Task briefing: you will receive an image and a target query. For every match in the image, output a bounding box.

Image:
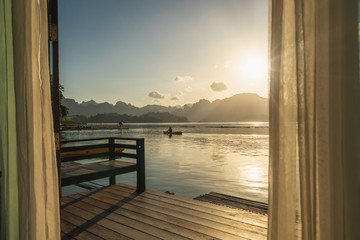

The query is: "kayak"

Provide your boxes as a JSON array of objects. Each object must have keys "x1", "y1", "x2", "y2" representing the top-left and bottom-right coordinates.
[{"x1": 163, "y1": 131, "x2": 182, "y2": 135}]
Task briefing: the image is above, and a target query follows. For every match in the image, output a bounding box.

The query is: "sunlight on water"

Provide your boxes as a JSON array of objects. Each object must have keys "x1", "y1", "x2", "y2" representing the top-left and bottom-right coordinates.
[{"x1": 61, "y1": 122, "x2": 269, "y2": 203}]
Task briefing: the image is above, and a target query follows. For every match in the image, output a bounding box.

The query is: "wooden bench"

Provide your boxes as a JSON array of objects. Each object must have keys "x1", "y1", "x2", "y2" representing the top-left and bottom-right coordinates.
[{"x1": 60, "y1": 137, "x2": 145, "y2": 193}]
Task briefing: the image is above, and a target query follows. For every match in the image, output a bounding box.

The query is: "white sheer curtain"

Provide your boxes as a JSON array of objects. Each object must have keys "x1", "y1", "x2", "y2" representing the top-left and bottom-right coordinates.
[
  {"x1": 0, "y1": 0, "x2": 19, "y2": 239},
  {"x1": 268, "y1": 0, "x2": 360, "y2": 239},
  {"x1": 0, "y1": 0, "x2": 60, "y2": 239}
]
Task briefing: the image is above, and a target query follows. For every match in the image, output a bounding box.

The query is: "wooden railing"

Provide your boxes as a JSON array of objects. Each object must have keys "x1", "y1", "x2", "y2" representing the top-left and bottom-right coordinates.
[{"x1": 60, "y1": 137, "x2": 145, "y2": 193}]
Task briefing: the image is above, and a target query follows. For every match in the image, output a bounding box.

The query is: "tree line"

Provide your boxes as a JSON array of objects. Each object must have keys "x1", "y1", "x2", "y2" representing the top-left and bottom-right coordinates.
[{"x1": 70, "y1": 112, "x2": 188, "y2": 123}]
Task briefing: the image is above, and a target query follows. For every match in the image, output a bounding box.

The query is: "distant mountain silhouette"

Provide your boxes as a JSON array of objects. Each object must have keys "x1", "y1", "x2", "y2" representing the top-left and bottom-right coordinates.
[
  {"x1": 63, "y1": 98, "x2": 179, "y2": 117},
  {"x1": 171, "y1": 99, "x2": 213, "y2": 122},
  {"x1": 63, "y1": 93, "x2": 268, "y2": 122},
  {"x1": 63, "y1": 98, "x2": 140, "y2": 117}
]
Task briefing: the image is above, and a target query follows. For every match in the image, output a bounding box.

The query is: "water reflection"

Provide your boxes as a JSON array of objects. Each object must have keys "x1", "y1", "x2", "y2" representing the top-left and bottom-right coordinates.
[
  {"x1": 211, "y1": 153, "x2": 227, "y2": 162},
  {"x1": 61, "y1": 122, "x2": 269, "y2": 202},
  {"x1": 241, "y1": 164, "x2": 266, "y2": 189}
]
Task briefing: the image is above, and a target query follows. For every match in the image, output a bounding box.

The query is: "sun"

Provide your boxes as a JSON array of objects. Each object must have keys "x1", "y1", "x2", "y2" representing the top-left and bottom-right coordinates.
[{"x1": 238, "y1": 55, "x2": 268, "y2": 83}]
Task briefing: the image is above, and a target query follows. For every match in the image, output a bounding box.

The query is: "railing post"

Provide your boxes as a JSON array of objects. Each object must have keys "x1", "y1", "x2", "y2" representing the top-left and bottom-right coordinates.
[
  {"x1": 109, "y1": 137, "x2": 115, "y2": 160},
  {"x1": 136, "y1": 139, "x2": 145, "y2": 193},
  {"x1": 109, "y1": 137, "x2": 115, "y2": 185}
]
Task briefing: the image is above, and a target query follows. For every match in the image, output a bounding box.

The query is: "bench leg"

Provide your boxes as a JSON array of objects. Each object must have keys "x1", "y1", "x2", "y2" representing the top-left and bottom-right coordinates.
[
  {"x1": 136, "y1": 168, "x2": 145, "y2": 193},
  {"x1": 109, "y1": 175, "x2": 116, "y2": 185}
]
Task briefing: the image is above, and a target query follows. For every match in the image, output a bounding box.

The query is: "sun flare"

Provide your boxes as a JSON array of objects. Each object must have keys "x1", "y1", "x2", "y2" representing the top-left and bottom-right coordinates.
[{"x1": 238, "y1": 56, "x2": 268, "y2": 82}]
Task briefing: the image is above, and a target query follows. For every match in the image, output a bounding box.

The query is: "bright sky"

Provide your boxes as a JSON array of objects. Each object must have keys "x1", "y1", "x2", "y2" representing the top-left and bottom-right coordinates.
[{"x1": 59, "y1": 0, "x2": 268, "y2": 107}]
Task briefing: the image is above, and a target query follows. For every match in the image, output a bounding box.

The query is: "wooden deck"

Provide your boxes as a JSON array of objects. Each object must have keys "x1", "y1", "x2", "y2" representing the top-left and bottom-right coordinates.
[{"x1": 61, "y1": 183, "x2": 268, "y2": 240}]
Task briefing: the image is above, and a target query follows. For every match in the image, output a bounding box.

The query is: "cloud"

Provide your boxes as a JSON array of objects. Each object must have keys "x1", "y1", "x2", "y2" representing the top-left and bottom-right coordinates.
[
  {"x1": 210, "y1": 82, "x2": 227, "y2": 92},
  {"x1": 148, "y1": 91, "x2": 165, "y2": 99},
  {"x1": 171, "y1": 97, "x2": 179, "y2": 101},
  {"x1": 185, "y1": 86, "x2": 192, "y2": 92},
  {"x1": 175, "y1": 76, "x2": 193, "y2": 81}
]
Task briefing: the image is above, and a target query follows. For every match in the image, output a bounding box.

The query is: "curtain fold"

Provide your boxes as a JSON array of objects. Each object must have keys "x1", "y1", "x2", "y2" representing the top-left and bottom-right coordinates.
[
  {"x1": 269, "y1": 0, "x2": 360, "y2": 239},
  {"x1": 0, "y1": 0, "x2": 19, "y2": 239},
  {"x1": 1, "y1": 0, "x2": 61, "y2": 239}
]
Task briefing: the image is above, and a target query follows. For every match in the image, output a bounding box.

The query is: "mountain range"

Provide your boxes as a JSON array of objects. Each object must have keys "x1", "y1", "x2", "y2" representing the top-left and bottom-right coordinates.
[{"x1": 63, "y1": 93, "x2": 269, "y2": 122}]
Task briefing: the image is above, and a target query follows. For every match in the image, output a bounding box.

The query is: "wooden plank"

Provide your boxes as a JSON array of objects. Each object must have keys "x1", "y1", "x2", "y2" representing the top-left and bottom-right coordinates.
[
  {"x1": 64, "y1": 196, "x2": 190, "y2": 240},
  {"x1": 118, "y1": 184, "x2": 267, "y2": 221},
  {"x1": 113, "y1": 183, "x2": 268, "y2": 227},
  {"x1": 207, "y1": 192, "x2": 268, "y2": 208},
  {"x1": 61, "y1": 144, "x2": 109, "y2": 152},
  {"x1": 117, "y1": 183, "x2": 267, "y2": 221},
  {"x1": 194, "y1": 193, "x2": 268, "y2": 215},
  {"x1": 102, "y1": 187, "x2": 267, "y2": 239},
  {"x1": 75, "y1": 191, "x2": 247, "y2": 240},
  {"x1": 80, "y1": 188, "x2": 264, "y2": 240},
  {"x1": 61, "y1": 210, "x2": 131, "y2": 240},
  {"x1": 62, "y1": 207, "x2": 160, "y2": 240},
  {"x1": 61, "y1": 219, "x2": 104, "y2": 240},
  {"x1": 65, "y1": 194, "x2": 219, "y2": 240},
  {"x1": 61, "y1": 147, "x2": 124, "y2": 158}
]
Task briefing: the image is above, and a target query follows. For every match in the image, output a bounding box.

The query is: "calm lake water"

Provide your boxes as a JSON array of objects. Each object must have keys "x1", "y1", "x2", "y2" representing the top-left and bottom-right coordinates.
[{"x1": 61, "y1": 122, "x2": 269, "y2": 203}]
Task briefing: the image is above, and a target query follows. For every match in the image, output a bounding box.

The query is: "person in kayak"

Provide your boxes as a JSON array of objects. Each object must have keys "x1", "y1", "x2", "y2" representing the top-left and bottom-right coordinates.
[{"x1": 168, "y1": 126, "x2": 173, "y2": 135}]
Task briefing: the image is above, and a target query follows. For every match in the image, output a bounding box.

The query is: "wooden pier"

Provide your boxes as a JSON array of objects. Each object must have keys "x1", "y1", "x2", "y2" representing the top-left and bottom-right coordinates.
[{"x1": 61, "y1": 183, "x2": 268, "y2": 240}]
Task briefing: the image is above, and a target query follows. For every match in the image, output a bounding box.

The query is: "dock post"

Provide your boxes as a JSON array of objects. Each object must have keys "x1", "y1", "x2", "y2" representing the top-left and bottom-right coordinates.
[
  {"x1": 136, "y1": 139, "x2": 145, "y2": 193},
  {"x1": 109, "y1": 137, "x2": 116, "y2": 185}
]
